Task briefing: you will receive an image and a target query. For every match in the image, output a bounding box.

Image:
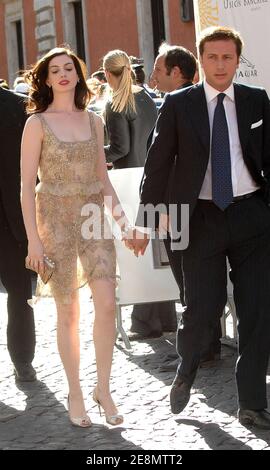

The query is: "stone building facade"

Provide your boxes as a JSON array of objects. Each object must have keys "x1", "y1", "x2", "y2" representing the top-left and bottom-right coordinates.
[{"x1": 0, "y1": 0, "x2": 195, "y2": 87}]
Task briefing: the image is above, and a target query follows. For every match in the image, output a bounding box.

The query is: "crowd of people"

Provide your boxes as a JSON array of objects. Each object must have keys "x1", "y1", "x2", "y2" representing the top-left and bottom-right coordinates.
[{"x1": 1, "y1": 25, "x2": 270, "y2": 431}]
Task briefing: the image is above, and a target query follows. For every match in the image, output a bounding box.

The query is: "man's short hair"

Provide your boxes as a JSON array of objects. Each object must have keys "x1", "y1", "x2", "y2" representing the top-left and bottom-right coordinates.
[
  {"x1": 91, "y1": 70, "x2": 107, "y2": 83},
  {"x1": 198, "y1": 26, "x2": 243, "y2": 57},
  {"x1": 158, "y1": 43, "x2": 197, "y2": 81}
]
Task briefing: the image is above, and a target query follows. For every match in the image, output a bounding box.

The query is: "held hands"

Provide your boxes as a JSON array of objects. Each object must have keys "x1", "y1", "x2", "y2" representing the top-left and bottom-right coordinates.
[
  {"x1": 122, "y1": 213, "x2": 170, "y2": 257},
  {"x1": 122, "y1": 226, "x2": 149, "y2": 257}
]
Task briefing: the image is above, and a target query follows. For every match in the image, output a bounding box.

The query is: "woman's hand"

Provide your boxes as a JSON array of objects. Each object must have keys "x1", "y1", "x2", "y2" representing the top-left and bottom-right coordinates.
[
  {"x1": 122, "y1": 227, "x2": 149, "y2": 257},
  {"x1": 122, "y1": 226, "x2": 135, "y2": 250},
  {"x1": 26, "y1": 238, "x2": 45, "y2": 275}
]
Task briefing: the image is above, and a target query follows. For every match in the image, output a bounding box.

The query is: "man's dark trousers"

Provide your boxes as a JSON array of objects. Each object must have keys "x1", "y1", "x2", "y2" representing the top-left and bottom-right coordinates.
[
  {"x1": 163, "y1": 234, "x2": 221, "y2": 358},
  {"x1": 0, "y1": 200, "x2": 35, "y2": 365},
  {"x1": 0, "y1": 88, "x2": 36, "y2": 366},
  {"x1": 177, "y1": 193, "x2": 270, "y2": 409}
]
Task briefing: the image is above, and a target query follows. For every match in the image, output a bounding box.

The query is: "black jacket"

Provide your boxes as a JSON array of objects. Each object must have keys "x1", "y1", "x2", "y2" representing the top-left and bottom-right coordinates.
[
  {"x1": 0, "y1": 88, "x2": 27, "y2": 240},
  {"x1": 104, "y1": 88, "x2": 157, "y2": 169},
  {"x1": 137, "y1": 82, "x2": 270, "y2": 230}
]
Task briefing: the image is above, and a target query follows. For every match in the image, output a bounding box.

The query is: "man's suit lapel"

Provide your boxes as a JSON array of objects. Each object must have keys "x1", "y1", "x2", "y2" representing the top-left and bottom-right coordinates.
[
  {"x1": 186, "y1": 84, "x2": 210, "y2": 160},
  {"x1": 234, "y1": 83, "x2": 252, "y2": 153}
]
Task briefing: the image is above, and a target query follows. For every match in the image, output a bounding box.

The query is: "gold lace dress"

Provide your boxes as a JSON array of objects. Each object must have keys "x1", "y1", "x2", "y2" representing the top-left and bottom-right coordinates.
[{"x1": 34, "y1": 111, "x2": 116, "y2": 304}]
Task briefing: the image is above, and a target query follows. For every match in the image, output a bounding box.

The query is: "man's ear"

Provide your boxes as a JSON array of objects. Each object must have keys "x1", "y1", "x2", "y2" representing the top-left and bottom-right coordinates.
[{"x1": 172, "y1": 66, "x2": 181, "y2": 78}]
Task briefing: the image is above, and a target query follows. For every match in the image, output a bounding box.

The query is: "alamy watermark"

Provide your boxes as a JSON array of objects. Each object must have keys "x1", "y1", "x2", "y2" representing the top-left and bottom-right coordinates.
[{"x1": 81, "y1": 196, "x2": 190, "y2": 250}]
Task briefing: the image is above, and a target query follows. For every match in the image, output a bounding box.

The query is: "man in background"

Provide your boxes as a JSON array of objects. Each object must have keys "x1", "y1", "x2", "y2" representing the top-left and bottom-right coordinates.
[{"x1": 0, "y1": 87, "x2": 36, "y2": 382}]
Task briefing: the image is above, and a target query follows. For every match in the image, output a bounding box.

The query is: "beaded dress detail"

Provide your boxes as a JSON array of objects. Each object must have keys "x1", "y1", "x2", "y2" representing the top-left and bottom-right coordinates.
[{"x1": 34, "y1": 111, "x2": 116, "y2": 304}]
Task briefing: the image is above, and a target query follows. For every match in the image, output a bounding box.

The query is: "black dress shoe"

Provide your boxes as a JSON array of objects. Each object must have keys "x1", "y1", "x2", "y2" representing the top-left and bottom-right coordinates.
[
  {"x1": 238, "y1": 409, "x2": 270, "y2": 429},
  {"x1": 14, "y1": 362, "x2": 37, "y2": 382},
  {"x1": 170, "y1": 376, "x2": 191, "y2": 414}
]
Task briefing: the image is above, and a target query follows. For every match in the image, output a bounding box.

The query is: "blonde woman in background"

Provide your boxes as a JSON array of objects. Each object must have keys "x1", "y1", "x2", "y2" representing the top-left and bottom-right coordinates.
[{"x1": 103, "y1": 49, "x2": 157, "y2": 169}]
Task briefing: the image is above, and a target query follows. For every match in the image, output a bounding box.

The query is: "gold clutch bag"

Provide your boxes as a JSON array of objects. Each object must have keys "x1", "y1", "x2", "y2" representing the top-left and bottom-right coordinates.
[{"x1": 25, "y1": 255, "x2": 55, "y2": 284}]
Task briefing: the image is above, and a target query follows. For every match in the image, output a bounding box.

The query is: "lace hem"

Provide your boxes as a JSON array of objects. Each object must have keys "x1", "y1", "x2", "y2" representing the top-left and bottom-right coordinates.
[
  {"x1": 36, "y1": 180, "x2": 104, "y2": 196},
  {"x1": 28, "y1": 274, "x2": 119, "y2": 307}
]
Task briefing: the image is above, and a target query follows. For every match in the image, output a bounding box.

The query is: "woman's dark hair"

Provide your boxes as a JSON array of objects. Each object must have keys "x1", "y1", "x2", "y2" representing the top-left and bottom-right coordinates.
[
  {"x1": 24, "y1": 46, "x2": 91, "y2": 114},
  {"x1": 133, "y1": 65, "x2": 145, "y2": 85}
]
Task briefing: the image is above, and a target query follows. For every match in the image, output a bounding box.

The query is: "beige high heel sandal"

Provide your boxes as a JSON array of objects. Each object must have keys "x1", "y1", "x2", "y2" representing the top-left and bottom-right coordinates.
[
  {"x1": 67, "y1": 395, "x2": 92, "y2": 428},
  {"x1": 92, "y1": 388, "x2": 123, "y2": 426}
]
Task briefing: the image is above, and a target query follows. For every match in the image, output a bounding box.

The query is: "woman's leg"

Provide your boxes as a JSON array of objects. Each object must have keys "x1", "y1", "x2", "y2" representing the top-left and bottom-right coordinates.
[
  {"x1": 56, "y1": 294, "x2": 88, "y2": 419},
  {"x1": 90, "y1": 278, "x2": 119, "y2": 416}
]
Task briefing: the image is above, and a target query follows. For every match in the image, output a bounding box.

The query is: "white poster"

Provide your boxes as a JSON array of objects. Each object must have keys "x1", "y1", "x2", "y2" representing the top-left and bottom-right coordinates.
[
  {"x1": 108, "y1": 168, "x2": 179, "y2": 305},
  {"x1": 193, "y1": 0, "x2": 270, "y2": 94}
]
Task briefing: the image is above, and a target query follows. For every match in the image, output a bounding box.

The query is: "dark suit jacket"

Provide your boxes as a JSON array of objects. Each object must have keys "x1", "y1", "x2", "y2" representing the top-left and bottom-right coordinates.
[
  {"x1": 0, "y1": 88, "x2": 27, "y2": 241},
  {"x1": 137, "y1": 82, "x2": 270, "y2": 231},
  {"x1": 104, "y1": 88, "x2": 157, "y2": 169}
]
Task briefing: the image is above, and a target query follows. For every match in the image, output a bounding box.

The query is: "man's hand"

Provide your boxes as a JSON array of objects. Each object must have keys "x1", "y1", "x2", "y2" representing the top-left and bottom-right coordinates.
[
  {"x1": 131, "y1": 230, "x2": 149, "y2": 257},
  {"x1": 158, "y1": 213, "x2": 170, "y2": 237},
  {"x1": 123, "y1": 228, "x2": 149, "y2": 257}
]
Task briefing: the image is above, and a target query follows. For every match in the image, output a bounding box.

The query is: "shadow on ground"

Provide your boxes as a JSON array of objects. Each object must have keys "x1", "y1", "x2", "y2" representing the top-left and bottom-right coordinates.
[{"x1": 0, "y1": 380, "x2": 142, "y2": 450}]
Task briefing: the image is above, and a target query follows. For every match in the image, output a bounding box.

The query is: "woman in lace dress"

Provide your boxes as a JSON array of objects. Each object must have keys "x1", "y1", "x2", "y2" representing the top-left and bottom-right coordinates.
[{"x1": 21, "y1": 47, "x2": 138, "y2": 428}]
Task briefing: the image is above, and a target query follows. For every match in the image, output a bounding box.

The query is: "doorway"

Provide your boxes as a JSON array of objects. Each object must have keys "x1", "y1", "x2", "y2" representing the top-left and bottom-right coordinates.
[{"x1": 151, "y1": 0, "x2": 166, "y2": 57}]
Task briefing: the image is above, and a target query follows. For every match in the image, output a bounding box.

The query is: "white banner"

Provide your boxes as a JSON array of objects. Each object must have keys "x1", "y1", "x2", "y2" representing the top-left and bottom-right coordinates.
[{"x1": 193, "y1": 0, "x2": 270, "y2": 94}]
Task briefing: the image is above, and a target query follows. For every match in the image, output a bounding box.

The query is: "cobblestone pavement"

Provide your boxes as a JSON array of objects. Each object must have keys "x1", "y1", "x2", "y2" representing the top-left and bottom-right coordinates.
[{"x1": 0, "y1": 288, "x2": 270, "y2": 451}]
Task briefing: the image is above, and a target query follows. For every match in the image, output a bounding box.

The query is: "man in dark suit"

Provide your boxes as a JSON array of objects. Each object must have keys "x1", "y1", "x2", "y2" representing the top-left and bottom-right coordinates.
[
  {"x1": 135, "y1": 26, "x2": 270, "y2": 429},
  {"x1": 0, "y1": 87, "x2": 36, "y2": 382}
]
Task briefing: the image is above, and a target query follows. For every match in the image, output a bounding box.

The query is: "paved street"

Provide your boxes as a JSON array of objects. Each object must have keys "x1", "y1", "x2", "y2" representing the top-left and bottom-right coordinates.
[{"x1": 0, "y1": 287, "x2": 270, "y2": 451}]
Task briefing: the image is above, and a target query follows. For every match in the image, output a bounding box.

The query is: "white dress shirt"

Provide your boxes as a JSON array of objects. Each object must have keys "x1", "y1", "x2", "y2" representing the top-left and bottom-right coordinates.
[{"x1": 199, "y1": 80, "x2": 259, "y2": 200}]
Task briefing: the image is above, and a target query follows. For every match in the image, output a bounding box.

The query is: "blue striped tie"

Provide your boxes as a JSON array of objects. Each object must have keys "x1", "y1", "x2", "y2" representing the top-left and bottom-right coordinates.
[{"x1": 211, "y1": 93, "x2": 233, "y2": 210}]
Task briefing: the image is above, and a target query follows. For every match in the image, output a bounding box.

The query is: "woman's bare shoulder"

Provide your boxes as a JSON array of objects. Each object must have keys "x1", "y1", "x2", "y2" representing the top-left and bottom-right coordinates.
[{"x1": 25, "y1": 113, "x2": 43, "y2": 134}]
